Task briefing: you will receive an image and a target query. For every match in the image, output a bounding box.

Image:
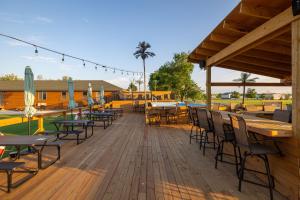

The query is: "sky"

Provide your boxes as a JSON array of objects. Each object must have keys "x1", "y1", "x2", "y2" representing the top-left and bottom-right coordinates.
[{"x1": 0, "y1": 0, "x2": 291, "y2": 94}]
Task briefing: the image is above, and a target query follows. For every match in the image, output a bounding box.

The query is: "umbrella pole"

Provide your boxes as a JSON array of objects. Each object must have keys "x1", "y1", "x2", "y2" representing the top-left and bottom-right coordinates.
[
  {"x1": 71, "y1": 109, "x2": 73, "y2": 120},
  {"x1": 28, "y1": 117, "x2": 30, "y2": 136},
  {"x1": 89, "y1": 106, "x2": 91, "y2": 120}
]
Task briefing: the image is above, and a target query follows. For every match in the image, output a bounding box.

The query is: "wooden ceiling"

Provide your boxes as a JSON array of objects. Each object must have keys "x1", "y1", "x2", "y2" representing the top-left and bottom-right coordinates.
[{"x1": 188, "y1": 0, "x2": 292, "y2": 79}]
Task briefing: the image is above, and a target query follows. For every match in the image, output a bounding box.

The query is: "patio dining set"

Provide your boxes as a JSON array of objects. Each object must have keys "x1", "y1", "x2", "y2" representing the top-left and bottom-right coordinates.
[
  {"x1": 187, "y1": 107, "x2": 292, "y2": 200},
  {"x1": 0, "y1": 108, "x2": 123, "y2": 193}
]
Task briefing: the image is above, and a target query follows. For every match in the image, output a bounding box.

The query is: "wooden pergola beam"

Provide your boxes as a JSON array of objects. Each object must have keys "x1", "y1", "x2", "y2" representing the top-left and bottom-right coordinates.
[
  {"x1": 220, "y1": 62, "x2": 289, "y2": 79},
  {"x1": 239, "y1": 1, "x2": 282, "y2": 20},
  {"x1": 194, "y1": 48, "x2": 291, "y2": 72},
  {"x1": 211, "y1": 82, "x2": 291, "y2": 87},
  {"x1": 206, "y1": 7, "x2": 299, "y2": 67}
]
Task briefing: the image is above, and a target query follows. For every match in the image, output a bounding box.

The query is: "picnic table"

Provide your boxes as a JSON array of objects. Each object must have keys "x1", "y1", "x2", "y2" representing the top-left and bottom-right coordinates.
[
  {"x1": 0, "y1": 135, "x2": 60, "y2": 169},
  {"x1": 52, "y1": 120, "x2": 94, "y2": 144},
  {"x1": 84, "y1": 112, "x2": 113, "y2": 129},
  {"x1": 219, "y1": 111, "x2": 292, "y2": 138}
]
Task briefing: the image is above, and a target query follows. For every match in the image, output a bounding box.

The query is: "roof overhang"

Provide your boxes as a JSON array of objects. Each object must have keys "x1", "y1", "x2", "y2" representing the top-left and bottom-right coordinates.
[{"x1": 189, "y1": 0, "x2": 300, "y2": 79}]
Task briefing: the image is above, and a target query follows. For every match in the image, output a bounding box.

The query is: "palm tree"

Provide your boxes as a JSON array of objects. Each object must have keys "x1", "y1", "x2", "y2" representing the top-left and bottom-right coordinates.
[
  {"x1": 233, "y1": 73, "x2": 258, "y2": 104},
  {"x1": 135, "y1": 77, "x2": 143, "y2": 92},
  {"x1": 134, "y1": 41, "x2": 155, "y2": 113}
]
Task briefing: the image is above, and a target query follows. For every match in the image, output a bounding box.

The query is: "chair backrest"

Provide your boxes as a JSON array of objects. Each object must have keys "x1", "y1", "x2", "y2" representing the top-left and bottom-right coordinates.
[
  {"x1": 245, "y1": 104, "x2": 263, "y2": 112},
  {"x1": 188, "y1": 107, "x2": 197, "y2": 125},
  {"x1": 286, "y1": 104, "x2": 292, "y2": 112},
  {"x1": 212, "y1": 103, "x2": 220, "y2": 111},
  {"x1": 273, "y1": 109, "x2": 291, "y2": 123},
  {"x1": 196, "y1": 108, "x2": 212, "y2": 131},
  {"x1": 229, "y1": 114, "x2": 250, "y2": 148},
  {"x1": 211, "y1": 111, "x2": 224, "y2": 138}
]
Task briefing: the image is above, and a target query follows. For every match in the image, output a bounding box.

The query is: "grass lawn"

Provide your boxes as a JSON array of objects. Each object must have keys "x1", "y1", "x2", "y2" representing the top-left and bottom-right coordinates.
[
  {"x1": 0, "y1": 114, "x2": 21, "y2": 120},
  {"x1": 0, "y1": 115, "x2": 68, "y2": 136},
  {"x1": 210, "y1": 99, "x2": 292, "y2": 106}
]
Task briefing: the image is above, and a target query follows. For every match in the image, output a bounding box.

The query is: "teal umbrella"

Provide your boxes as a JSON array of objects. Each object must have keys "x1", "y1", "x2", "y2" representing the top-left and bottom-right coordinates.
[
  {"x1": 87, "y1": 83, "x2": 94, "y2": 118},
  {"x1": 87, "y1": 82, "x2": 94, "y2": 106},
  {"x1": 99, "y1": 85, "x2": 105, "y2": 105},
  {"x1": 68, "y1": 78, "x2": 76, "y2": 109},
  {"x1": 24, "y1": 66, "x2": 36, "y2": 135},
  {"x1": 68, "y1": 78, "x2": 76, "y2": 119}
]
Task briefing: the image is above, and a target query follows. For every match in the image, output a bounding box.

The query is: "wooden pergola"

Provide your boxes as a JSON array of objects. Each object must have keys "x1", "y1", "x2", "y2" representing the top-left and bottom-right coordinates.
[{"x1": 188, "y1": 0, "x2": 300, "y2": 199}]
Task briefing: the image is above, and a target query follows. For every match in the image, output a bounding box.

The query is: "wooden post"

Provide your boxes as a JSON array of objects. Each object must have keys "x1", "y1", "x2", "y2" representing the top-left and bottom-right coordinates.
[
  {"x1": 37, "y1": 116, "x2": 44, "y2": 133},
  {"x1": 206, "y1": 67, "x2": 212, "y2": 110},
  {"x1": 292, "y1": 19, "x2": 300, "y2": 139}
]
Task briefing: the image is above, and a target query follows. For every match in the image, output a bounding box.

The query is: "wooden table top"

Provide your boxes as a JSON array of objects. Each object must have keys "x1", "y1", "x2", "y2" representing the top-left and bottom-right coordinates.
[{"x1": 220, "y1": 111, "x2": 292, "y2": 138}]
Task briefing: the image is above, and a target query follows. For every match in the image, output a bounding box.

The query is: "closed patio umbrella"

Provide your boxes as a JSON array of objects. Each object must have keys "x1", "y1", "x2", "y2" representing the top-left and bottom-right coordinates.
[
  {"x1": 24, "y1": 66, "x2": 36, "y2": 135},
  {"x1": 87, "y1": 83, "x2": 94, "y2": 117},
  {"x1": 68, "y1": 77, "x2": 76, "y2": 119},
  {"x1": 99, "y1": 85, "x2": 105, "y2": 105}
]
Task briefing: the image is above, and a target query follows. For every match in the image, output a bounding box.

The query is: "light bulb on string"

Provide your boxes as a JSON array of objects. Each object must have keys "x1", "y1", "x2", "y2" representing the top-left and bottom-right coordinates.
[
  {"x1": 127, "y1": 72, "x2": 129, "y2": 75},
  {"x1": 105, "y1": 68, "x2": 107, "y2": 72},
  {"x1": 61, "y1": 54, "x2": 65, "y2": 62},
  {"x1": 95, "y1": 64, "x2": 98, "y2": 70},
  {"x1": 121, "y1": 71, "x2": 124, "y2": 75},
  {"x1": 113, "y1": 69, "x2": 116, "y2": 73},
  {"x1": 82, "y1": 60, "x2": 86, "y2": 67},
  {"x1": 34, "y1": 46, "x2": 38, "y2": 55}
]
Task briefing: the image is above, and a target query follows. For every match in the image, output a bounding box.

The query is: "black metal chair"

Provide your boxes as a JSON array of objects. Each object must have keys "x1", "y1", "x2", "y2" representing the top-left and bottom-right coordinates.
[
  {"x1": 229, "y1": 114, "x2": 278, "y2": 200},
  {"x1": 188, "y1": 107, "x2": 200, "y2": 144},
  {"x1": 272, "y1": 109, "x2": 291, "y2": 123},
  {"x1": 211, "y1": 111, "x2": 239, "y2": 174},
  {"x1": 196, "y1": 108, "x2": 215, "y2": 155}
]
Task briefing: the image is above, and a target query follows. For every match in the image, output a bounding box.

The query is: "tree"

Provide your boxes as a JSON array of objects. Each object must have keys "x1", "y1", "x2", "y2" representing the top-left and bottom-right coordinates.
[
  {"x1": 62, "y1": 76, "x2": 69, "y2": 81},
  {"x1": 149, "y1": 52, "x2": 205, "y2": 101},
  {"x1": 216, "y1": 93, "x2": 222, "y2": 99},
  {"x1": 233, "y1": 73, "x2": 258, "y2": 104},
  {"x1": 246, "y1": 88, "x2": 257, "y2": 98},
  {"x1": 231, "y1": 91, "x2": 240, "y2": 99},
  {"x1": 0, "y1": 73, "x2": 22, "y2": 80},
  {"x1": 135, "y1": 77, "x2": 143, "y2": 92},
  {"x1": 128, "y1": 80, "x2": 137, "y2": 91},
  {"x1": 134, "y1": 41, "x2": 155, "y2": 112}
]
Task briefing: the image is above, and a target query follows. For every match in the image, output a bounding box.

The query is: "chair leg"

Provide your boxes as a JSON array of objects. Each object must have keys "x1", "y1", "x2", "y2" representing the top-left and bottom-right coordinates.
[
  {"x1": 190, "y1": 125, "x2": 194, "y2": 144},
  {"x1": 233, "y1": 144, "x2": 239, "y2": 176},
  {"x1": 213, "y1": 132, "x2": 216, "y2": 149},
  {"x1": 262, "y1": 155, "x2": 274, "y2": 200},
  {"x1": 215, "y1": 139, "x2": 221, "y2": 169},
  {"x1": 238, "y1": 153, "x2": 247, "y2": 192},
  {"x1": 199, "y1": 130, "x2": 203, "y2": 150},
  {"x1": 220, "y1": 141, "x2": 224, "y2": 161},
  {"x1": 203, "y1": 132, "x2": 208, "y2": 156}
]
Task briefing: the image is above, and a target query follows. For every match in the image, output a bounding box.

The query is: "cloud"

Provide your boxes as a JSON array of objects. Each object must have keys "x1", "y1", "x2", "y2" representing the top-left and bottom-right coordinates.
[
  {"x1": 21, "y1": 55, "x2": 57, "y2": 63},
  {"x1": 6, "y1": 40, "x2": 30, "y2": 47},
  {"x1": 35, "y1": 16, "x2": 53, "y2": 24}
]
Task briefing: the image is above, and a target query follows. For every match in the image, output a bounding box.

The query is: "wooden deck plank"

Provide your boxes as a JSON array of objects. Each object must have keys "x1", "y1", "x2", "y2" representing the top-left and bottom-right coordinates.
[{"x1": 0, "y1": 113, "x2": 288, "y2": 200}]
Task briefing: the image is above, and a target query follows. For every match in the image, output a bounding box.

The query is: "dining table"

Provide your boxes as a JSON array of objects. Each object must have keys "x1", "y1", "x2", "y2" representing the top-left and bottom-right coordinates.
[{"x1": 219, "y1": 111, "x2": 292, "y2": 138}]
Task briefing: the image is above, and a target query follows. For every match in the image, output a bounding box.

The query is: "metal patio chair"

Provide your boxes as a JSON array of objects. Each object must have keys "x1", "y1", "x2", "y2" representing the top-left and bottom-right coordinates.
[
  {"x1": 196, "y1": 108, "x2": 216, "y2": 155},
  {"x1": 211, "y1": 111, "x2": 239, "y2": 174},
  {"x1": 229, "y1": 114, "x2": 278, "y2": 200}
]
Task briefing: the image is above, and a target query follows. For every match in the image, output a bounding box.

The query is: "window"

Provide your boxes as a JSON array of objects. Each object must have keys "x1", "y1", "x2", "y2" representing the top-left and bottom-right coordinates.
[
  {"x1": 61, "y1": 91, "x2": 67, "y2": 100},
  {"x1": 83, "y1": 91, "x2": 87, "y2": 96},
  {"x1": 164, "y1": 94, "x2": 169, "y2": 100},
  {"x1": 38, "y1": 91, "x2": 47, "y2": 101}
]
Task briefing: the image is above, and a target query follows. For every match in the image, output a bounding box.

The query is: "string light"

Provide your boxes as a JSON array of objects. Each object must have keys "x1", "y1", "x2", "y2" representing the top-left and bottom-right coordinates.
[
  {"x1": 95, "y1": 64, "x2": 98, "y2": 70},
  {"x1": 0, "y1": 33, "x2": 144, "y2": 75},
  {"x1": 34, "y1": 46, "x2": 38, "y2": 55},
  {"x1": 113, "y1": 69, "x2": 116, "y2": 73}
]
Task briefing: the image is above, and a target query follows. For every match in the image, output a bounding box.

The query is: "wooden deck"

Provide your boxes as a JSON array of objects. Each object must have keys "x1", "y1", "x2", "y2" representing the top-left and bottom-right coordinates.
[{"x1": 0, "y1": 113, "x2": 287, "y2": 200}]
